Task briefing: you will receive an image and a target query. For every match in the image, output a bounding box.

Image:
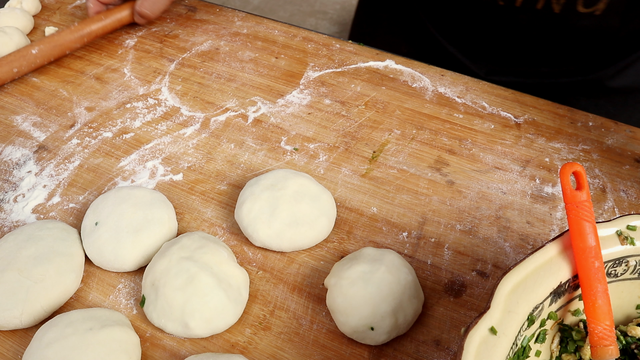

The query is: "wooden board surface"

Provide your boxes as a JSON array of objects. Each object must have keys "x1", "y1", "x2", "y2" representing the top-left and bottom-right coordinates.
[{"x1": 2, "y1": 0, "x2": 640, "y2": 359}]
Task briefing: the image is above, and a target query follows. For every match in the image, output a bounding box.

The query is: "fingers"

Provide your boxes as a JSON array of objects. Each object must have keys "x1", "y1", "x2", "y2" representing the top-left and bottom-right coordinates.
[
  {"x1": 86, "y1": 0, "x2": 124, "y2": 17},
  {"x1": 134, "y1": 0, "x2": 174, "y2": 25},
  {"x1": 87, "y1": 0, "x2": 173, "y2": 25}
]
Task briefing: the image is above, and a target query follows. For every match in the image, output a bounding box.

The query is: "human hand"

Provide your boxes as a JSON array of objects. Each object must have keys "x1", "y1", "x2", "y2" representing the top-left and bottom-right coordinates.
[{"x1": 86, "y1": 0, "x2": 173, "y2": 25}]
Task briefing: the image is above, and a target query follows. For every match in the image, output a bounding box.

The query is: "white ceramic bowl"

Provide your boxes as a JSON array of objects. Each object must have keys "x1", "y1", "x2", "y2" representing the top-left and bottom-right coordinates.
[{"x1": 461, "y1": 214, "x2": 640, "y2": 360}]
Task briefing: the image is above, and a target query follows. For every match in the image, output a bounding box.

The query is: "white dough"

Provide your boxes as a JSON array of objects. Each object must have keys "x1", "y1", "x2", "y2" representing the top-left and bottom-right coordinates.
[
  {"x1": 81, "y1": 186, "x2": 178, "y2": 272},
  {"x1": 324, "y1": 247, "x2": 424, "y2": 345},
  {"x1": 234, "y1": 169, "x2": 337, "y2": 252},
  {"x1": 0, "y1": 220, "x2": 85, "y2": 330},
  {"x1": 4, "y1": 0, "x2": 41, "y2": 16},
  {"x1": 0, "y1": 26, "x2": 29, "y2": 57},
  {"x1": 0, "y1": 7, "x2": 34, "y2": 34},
  {"x1": 185, "y1": 354, "x2": 248, "y2": 360},
  {"x1": 22, "y1": 308, "x2": 142, "y2": 360},
  {"x1": 44, "y1": 25, "x2": 58, "y2": 36},
  {"x1": 141, "y1": 232, "x2": 250, "y2": 338}
]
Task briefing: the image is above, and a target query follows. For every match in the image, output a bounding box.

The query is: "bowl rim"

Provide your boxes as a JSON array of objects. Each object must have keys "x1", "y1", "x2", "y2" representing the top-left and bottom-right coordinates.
[{"x1": 456, "y1": 212, "x2": 640, "y2": 360}]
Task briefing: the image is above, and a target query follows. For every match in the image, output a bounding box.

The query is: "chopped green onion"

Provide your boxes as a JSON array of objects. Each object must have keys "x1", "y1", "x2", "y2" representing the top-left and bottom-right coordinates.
[
  {"x1": 539, "y1": 318, "x2": 547, "y2": 328},
  {"x1": 139, "y1": 294, "x2": 146, "y2": 308},
  {"x1": 526, "y1": 313, "x2": 536, "y2": 329},
  {"x1": 534, "y1": 349, "x2": 542, "y2": 357},
  {"x1": 627, "y1": 224, "x2": 638, "y2": 231},
  {"x1": 572, "y1": 328, "x2": 586, "y2": 341},
  {"x1": 547, "y1": 311, "x2": 558, "y2": 321},
  {"x1": 489, "y1": 326, "x2": 498, "y2": 335},
  {"x1": 571, "y1": 308, "x2": 584, "y2": 317},
  {"x1": 535, "y1": 329, "x2": 548, "y2": 344}
]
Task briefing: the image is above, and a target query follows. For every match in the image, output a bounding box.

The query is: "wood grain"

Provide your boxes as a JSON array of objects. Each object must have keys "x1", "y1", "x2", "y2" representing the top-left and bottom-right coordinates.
[{"x1": 1, "y1": 0, "x2": 640, "y2": 359}]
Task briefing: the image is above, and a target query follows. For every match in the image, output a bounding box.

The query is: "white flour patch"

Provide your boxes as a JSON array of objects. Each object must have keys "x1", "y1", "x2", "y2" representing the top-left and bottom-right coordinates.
[
  {"x1": 12, "y1": 115, "x2": 52, "y2": 142},
  {"x1": 303, "y1": 59, "x2": 434, "y2": 96},
  {"x1": 116, "y1": 159, "x2": 184, "y2": 188},
  {"x1": 124, "y1": 97, "x2": 169, "y2": 129},
  {"x1": 245, "y1": 97, "x2": 270, "y2": 125},
  {"x1": 280, "y1": 137, "x2": 296, "y2": 151},
  {"x1": 107, "y1": 279, "x2": 141, "y2": 315},
  {"x1": 0, "y1": 144, "x2": 81, "y2": 229},
  {"x1": 1, "y1": 146, "x2": 45, "y2": 224},
  {"x1": 216, "y1": 88, "x2": 312, "y2": 126},
  {"x1": 123, "y1": 37, "x2": 138, "y2": 49},
  {"x1": 304, "y1": 59, "x2": 526, "y2": 123}
]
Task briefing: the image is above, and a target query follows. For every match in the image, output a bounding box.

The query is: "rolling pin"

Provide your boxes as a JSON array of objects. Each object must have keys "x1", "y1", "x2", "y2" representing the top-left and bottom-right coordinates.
[{"x1": 0, "y1": 1, "x2": 135, "y2": 87}]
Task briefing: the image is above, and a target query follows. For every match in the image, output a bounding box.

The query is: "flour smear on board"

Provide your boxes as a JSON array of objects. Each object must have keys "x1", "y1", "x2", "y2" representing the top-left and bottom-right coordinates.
[{"x1": 0, "y1": 42, "x2": 544, "y2": 234}]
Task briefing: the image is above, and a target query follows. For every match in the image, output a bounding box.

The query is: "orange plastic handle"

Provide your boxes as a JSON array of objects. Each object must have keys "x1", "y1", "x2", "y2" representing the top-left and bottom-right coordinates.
[
  {"x1": 560, "y1": 162, "x2": 619, "y2": 360},
  {"x1": 0, "y1": 1, "x2": 135, "y2": 87}
]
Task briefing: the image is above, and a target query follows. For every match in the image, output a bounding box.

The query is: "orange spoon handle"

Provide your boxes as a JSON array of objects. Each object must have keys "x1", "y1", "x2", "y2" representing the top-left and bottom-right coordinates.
[
  {"x1": 0, "y1": 1, "x2": 135, "y2": 87},
  {"x1": 560, "y1": 162, "x2": 619, "y2": 360}
]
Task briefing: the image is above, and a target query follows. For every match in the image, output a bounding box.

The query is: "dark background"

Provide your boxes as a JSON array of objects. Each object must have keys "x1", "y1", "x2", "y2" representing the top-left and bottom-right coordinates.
[{"x1": 349, "y1": 0, "x2": 640, "y2": 127}]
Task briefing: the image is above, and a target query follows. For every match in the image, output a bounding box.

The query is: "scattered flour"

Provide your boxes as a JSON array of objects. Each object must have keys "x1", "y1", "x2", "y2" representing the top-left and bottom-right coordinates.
[
  {"x1": 1, "y1": 144, "x2": 81, "y2": 230},
  {"x1": 107, "y1": 279, "x2": 141, "y2": 315},
  {"x1": 303, "y1": 59, "x2": 526, "y2": 124},
  {"x1": 279, "y1": 137, "x2": 296, "y2": 151},
  {"x1": 0, "y1": 36, "x2": 614, "y2": 255},
  {"x1": 12, "y1": 115, "x2": 52, "y2": 142}
]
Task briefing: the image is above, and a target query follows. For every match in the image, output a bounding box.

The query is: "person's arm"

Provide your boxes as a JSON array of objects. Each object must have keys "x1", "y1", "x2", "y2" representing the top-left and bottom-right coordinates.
[{"x1": 86, "y1": 0, "x2": 173, "y2": 25}]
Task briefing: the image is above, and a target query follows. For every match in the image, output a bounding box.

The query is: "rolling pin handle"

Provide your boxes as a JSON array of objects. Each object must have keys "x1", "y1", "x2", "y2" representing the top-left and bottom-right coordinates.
[{"x1": 0, "y1": 2, "x2": 136, "y2": 87}]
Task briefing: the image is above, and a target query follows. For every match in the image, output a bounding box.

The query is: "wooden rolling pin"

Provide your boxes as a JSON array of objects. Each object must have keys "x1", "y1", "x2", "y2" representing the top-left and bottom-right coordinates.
[{"x1": 0, "y1": 2, "x2": 135, "y2": 87}]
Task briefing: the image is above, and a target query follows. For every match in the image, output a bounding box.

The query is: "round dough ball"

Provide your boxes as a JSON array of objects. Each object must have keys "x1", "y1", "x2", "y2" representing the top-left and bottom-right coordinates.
[
  {"x1": 0, "y1": 7, "x2": 34, "y2": 34},
  {"x1": 185, "y1": 354, "x2": 248, "y2": 360},
  {"x1": 0, "y1": 220, "x2": 85, "y2": 330},
  {"x1": 141, "y1": 232, "x2": 250, "y2": 338},
  {"x1": 22, "y1": 308, "x2": 141, "y2": 360},
  {"x1": 234, "y1": 169, "x2": 336, "y2": 252},
  {"x1": 4, "y1": 0, "x2": 42, "y2": 16},
  {"x1": 81, "y1": 186, "x2": 178, "y2": 272},
  {"x1": 0, "y1": 26, "x2": 30, "y2": 57},
  {"x1": 324, "y1": 247, "x2": 424, "y2": 345}
]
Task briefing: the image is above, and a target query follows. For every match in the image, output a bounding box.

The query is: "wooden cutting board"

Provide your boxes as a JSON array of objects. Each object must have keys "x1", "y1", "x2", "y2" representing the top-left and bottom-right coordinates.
[{"x1": 2, "y1": 0, "x2": 640, "y2": 359}]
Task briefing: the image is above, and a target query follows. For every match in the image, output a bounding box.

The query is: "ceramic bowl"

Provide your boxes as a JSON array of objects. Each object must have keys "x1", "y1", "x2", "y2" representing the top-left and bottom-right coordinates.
[{"x1": 461, "y1": 214, "x2": 640, "y2": 360}]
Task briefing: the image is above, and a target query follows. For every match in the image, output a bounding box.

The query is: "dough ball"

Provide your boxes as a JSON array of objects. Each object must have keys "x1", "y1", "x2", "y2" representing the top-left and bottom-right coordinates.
[
  {"x1": 81, "y1": 186, "x2": 178, "y2": 272},
  {"x1": 44, "y1": 25, "x2": 58, "y2": 36},
  {"x1": 234, "y1": 169, "x2": 337, "y2": 252},
  {"x1": 0, "y1": 220, "x2": 85, "y2": 330},
  {"x1": 324, "y1": 247, "x2": 424, "y2": 345},
  {"x1": 22, "y1": 308, "x2": 141, "y2": 360},
  {"x1": 0, "y1": 7, "x2": 34, "y2": 34},
  {"x1": 0, "y1": 26, "x2": 30, "y2": 57},
  {"x1": 185, "y1": 354, "x2": 248, "y2": 360},
  {"x1": 141, "y1": 232, "x2": 250, "y2": 338},
  {"x1": 4, "y1": 0, "x2": 41, "y2": 16}
]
